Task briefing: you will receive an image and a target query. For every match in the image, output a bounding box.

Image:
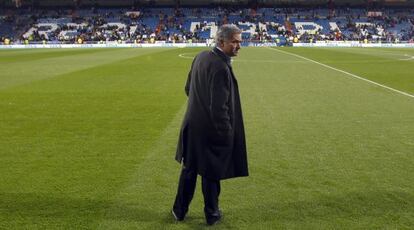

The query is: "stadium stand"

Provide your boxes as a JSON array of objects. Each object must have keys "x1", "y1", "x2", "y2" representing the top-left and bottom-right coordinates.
[{"x1": 0, "y1": 5, "x2": 413, "y2": 45}]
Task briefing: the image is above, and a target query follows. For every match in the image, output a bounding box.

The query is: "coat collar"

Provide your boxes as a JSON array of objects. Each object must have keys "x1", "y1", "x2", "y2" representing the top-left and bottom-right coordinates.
[{"x1": 212, "y1": 47, "x2": 232, "y2": 67}]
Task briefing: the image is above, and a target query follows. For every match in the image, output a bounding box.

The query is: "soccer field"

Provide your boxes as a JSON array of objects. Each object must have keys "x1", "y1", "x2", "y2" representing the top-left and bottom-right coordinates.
[{"x1": 0, "y1": 47, "x2": 413, "y2": 229}]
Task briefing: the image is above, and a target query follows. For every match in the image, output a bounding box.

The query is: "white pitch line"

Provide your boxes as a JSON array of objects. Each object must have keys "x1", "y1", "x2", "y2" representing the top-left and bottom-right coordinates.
[
  {"x1": 399, "y1": 54, "x2": 414, "y2": 61},
  {"x1": 267, "y1": 47, "x2": 414, "y2": 99},
  {"x1": 178, "y1": 53, "x2": 195, "y2": 59}
]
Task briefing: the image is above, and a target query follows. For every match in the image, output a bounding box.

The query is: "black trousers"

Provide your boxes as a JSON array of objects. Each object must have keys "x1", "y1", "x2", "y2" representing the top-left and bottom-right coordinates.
[{"x1": 173, "y1": 166, "x2": 221, "y2": 218}]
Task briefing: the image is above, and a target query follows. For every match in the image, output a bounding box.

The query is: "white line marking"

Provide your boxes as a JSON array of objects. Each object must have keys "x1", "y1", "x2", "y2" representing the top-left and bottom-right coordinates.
[
  {"x1": 399, "y1": 54, "x2": 414, "y2": 61},
  {"x1": 178, "y1": 53, "x2": 196, "y2": 59},
  {"x1": 267, "y1": 47, "x2": 414, "y2": 99}
]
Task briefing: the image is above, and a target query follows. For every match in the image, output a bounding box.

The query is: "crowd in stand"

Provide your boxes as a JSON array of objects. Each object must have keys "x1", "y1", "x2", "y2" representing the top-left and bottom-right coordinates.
[
  {"x1": 0, "y1": 6, "x2": 413, "y2": 45},
  {"x1": 304, "y1": 8, "x2": 414, "y2": 43}
]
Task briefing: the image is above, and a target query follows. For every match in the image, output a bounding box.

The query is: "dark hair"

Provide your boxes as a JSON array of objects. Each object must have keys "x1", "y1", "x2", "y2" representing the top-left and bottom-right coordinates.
[{"x1": 215, "y1": 24, "x2": 242, "y2": 44}]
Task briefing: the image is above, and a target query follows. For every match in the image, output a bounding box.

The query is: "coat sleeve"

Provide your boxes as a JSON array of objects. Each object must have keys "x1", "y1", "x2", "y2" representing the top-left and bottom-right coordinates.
[
  {"x1": 209, "y1": 68, "x2": 232, "y2": 136},
  {"x1": 185, "y1": 70, "x2": 191, "y2": 96}
]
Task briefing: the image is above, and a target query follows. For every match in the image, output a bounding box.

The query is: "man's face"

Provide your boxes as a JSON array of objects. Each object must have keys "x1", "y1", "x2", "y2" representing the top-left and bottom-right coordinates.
[{"x1": 220, "y1": 33, "x2": 242, "y2": 57}]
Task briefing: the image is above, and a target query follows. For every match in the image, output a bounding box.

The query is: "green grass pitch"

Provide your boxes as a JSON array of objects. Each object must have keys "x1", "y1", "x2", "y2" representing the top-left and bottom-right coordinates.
[{"x1": 0, "y1": 47, "x2": 413, "y2": 229}]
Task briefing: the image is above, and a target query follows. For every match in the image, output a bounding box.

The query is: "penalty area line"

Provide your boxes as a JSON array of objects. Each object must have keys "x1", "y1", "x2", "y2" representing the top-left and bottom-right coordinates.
[{"x1": 267, "y1": 47, "x2": 414, "y2": 99}]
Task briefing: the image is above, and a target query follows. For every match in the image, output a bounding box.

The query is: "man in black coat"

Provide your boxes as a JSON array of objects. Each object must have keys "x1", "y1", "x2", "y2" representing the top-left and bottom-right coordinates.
[{"x1": 172, "y1": 24, "x2": 248, "y2": 226}]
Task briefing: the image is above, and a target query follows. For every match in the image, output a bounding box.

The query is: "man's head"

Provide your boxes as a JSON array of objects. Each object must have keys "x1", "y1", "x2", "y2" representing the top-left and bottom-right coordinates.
[{"x1": 215, "y1": 24, "x2": 242, "y2": 57}]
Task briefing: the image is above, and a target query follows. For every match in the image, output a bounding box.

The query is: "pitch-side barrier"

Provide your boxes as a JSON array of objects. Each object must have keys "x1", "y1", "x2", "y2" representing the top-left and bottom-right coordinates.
[
  {"x1": 0, "y1": 42, "x2": 413, "y2": 49},
  {"x1": 0, "y1": 43, "x2": 209, "y2": 49},
  {"x1": 293, "y1": 42, "x2": 414, "y2": 48}
]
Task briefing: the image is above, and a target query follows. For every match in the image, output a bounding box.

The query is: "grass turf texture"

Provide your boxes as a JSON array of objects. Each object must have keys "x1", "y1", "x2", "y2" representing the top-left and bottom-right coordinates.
[{"x1": 0, "y1": 47, "x2": 413, "y2": 229}]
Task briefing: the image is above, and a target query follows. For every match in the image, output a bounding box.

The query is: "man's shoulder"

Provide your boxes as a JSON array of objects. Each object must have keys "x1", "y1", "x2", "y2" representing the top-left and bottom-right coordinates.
[
  {"x1": 196, "y1": 50, "x2": 214, "y2": 59},
  {"x1": 196, "y1": 50, "x2": 226, "y2": 67}
]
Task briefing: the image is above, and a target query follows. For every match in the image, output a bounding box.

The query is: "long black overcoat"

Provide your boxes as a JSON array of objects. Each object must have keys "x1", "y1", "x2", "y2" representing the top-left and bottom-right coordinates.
[{"x1": 175, "y1": 47, "x2": 249, "y2": 180}]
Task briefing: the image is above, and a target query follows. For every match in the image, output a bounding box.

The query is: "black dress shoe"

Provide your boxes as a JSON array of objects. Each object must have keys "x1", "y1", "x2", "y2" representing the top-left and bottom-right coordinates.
[
  {"x1": 171, "y1": 209, "x2": 185, "y2": 221},
  {"x1": 206, "y1": 210, "x2": 222, "y2": 226}
]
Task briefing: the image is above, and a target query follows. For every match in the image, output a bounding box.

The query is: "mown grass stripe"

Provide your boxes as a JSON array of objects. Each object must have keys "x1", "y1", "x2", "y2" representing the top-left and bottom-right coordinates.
[
  {"x1": 97, "y1": 104, "x2": 186, "y2": 229},
  {"x1": 0, "y1": 48, "x2": 173, "y2": 91}
]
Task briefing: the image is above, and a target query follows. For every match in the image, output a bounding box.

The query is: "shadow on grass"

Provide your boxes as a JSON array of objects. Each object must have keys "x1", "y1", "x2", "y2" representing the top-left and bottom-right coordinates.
[
  {"x1": 1, "y1": 190, "x2": 413, "y2": 228},
  {"x1": 0, "y1": 192, "x2": 211, "y2": 228},
  {"x1": 0, "y1": 191, "x2": 230, "y2": 229}
]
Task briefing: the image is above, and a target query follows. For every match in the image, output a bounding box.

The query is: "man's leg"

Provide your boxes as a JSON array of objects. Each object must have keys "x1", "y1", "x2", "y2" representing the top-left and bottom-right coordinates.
[
  {"x1": 172, "y1": 166, "x2": 197, "y2": 220},
  {"x1": 201, "y1": 177, "x2": 221, "y2": 225}
]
